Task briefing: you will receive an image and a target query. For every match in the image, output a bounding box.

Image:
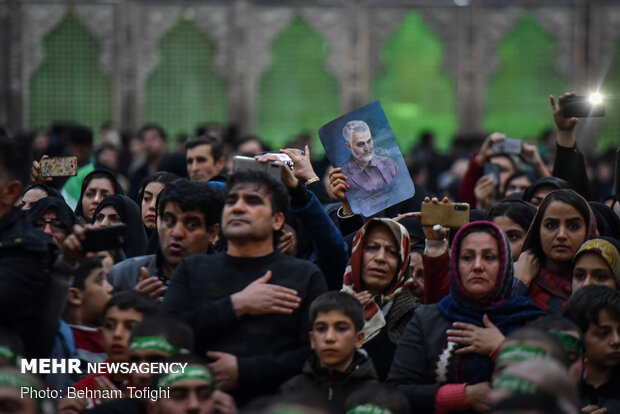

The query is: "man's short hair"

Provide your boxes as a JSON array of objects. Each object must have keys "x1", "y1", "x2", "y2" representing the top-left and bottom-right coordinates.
[
  {"x1": 102, "y1": 291, "x2": 159, "y2": 319},
  {"x1": 185, "y1": 136, "x2": 224, "y2": 161},
  {"x1": 130, "y1": 314, "x2": 194, "y2": 352},
  {"x1": 309, "y1": 291, "x2": 365, "y2": 332},
  {"x1": 225, "y1": 170, "x2": 289, "y2": 215},
  {"x1": 0, "y1": 135, "x2": 31, "y2": 188},
  {"x1": 138, "y1": 123, "x2": 167, "y2": 142},
  {"x1": 157, "y1": 179, "x2": 223, "y2": 229},
  {"x1": 342, "y1": 120, "x2": 371, "y2": 146},
  {"x1": 564, "y1": 285, "x2": 620, "y2": 334}
]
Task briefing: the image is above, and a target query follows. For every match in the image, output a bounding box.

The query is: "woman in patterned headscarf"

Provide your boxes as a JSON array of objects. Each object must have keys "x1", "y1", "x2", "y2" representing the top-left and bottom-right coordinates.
[
  {"x1": 515, "y1": 189, "x2": 598, "y2": 315},
  {"x1": 388, "y1": 221, "x2": 543, "y2": 414},
  {"x1": 571, "y1": 236, "x2": 620, "y2": 293},
  {"x1": 342, "y1": 218, "x2": 420, "y2": 380}
]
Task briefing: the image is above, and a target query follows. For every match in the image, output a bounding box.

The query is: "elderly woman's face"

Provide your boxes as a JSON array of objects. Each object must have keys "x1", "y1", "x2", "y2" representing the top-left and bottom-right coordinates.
[
  {"x1": 540, "y1": 201, "x2": 586, "y2": 264},
  {"x1": 458, "y1": 231, "x2": 500, "y2": 300},
  {"x1": 20, "y1": 187, "x2": 47, "y2": 210},
  {"x1": 361, "y1": 225, "x2": 399, "y2": 296}
]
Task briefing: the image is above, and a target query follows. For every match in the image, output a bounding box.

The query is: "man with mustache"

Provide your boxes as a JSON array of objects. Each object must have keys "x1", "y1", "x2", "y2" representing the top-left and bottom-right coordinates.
[
  {"x1": 340, "y1": 120, "x2": 398, "y2": 194},
  {"x1": 162, "y1": 170, "x2": 327, "y2": 405},
  {"x1": 107, "y1": 179, "x2": 223, "y2": 299}
]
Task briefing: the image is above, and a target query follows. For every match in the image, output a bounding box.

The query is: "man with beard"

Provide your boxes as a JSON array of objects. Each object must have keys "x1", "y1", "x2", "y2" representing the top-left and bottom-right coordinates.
[{"x1": 340, "y1": 120, "x2": 398, "y2": 194}]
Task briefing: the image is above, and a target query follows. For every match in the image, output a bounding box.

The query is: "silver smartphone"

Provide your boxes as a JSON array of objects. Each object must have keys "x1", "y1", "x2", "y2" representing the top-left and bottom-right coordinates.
[{"x1": 232, "y1": 156, "x2": 282, "y2": 181}]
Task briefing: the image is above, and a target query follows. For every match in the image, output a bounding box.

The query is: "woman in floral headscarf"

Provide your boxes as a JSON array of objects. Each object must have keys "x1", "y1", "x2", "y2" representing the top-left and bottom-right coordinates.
[
  {"x1": 342, "y1": 218, "x2": 420, "y2": 380},
  {"x1": 514, "y1": 189, "x2": 598, "y2": 315},
  {"x1": 388, "y1": 221, "x2": 543, "y2": 414}
]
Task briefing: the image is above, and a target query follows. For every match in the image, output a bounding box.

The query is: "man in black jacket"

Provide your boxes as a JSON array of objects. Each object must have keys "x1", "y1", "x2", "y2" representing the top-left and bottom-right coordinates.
[
  {"x1": 0, "y1": 136, "x2": 58, "y2": 358},
  {"x1": 162, "y1": 170, "x2": 327, "y2": 405}
]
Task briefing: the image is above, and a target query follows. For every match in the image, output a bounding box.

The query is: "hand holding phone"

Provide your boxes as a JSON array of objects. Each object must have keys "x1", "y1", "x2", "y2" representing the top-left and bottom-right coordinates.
[
  {"x1": 40, "y1": 156, "x2": 78, "y2": 177},
  {"x1": 492, "y1": 138, "x2": 522, "y2": 155},
  {"x1": 233, "y1": 156, "x2": 282, "y2": 181},
  {"x1": 561, "y1": 95, "x2": 605, "y2": 118},
  {"x1": 421, "y1": 201, "x2": 470, "y2": 228}
]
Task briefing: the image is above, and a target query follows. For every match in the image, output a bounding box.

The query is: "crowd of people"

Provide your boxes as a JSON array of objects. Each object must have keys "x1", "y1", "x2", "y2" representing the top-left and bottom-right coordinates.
[{"x1": 0, "y1": 92, "x2": 619, "y2": 414}]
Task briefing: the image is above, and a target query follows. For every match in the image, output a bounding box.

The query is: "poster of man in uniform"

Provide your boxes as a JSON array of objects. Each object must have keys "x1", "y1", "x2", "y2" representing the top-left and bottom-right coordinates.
[{"x1": 318, "y1": 101, "x2": 415, "y2": 217}]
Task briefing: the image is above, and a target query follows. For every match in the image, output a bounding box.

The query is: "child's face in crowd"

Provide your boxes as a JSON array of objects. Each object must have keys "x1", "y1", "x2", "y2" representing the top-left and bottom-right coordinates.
[
  {"x1": 151, "y1": 379, "x2": 217, "y2": 414},
  {"x1": 539, "y1": 201, "x2": 586, "y2": 265},
  {"x1": 361, "y1": 225, "x2": 399, "y2": 296},
  {"x1": 101, "y1": 307, "x2": 144, "y2": 363},
  {"x1": 572, "y1": 252, "x2": 617, "y2": 293},
  {"x1": 310, "y1": 310, "x2": 363, "y2": 373},
  {"x1": 584, "y1": 310, "x2": 620, "y2": 371},
  {"x1": 82, "y1": 268, "x2": 113, "y2": 325}
]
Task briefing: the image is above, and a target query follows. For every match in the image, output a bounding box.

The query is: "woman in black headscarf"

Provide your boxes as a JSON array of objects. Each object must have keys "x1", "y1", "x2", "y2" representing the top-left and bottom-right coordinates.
[
  {"x1": 92, "y1": 194, "x2": 147, "y2": 258},
  {"x1": 28, "y1": 197, "x2": 77, "y2": 247},
  {"x1": 75, "y1": 169, "x2": 124, "y2": 222}
]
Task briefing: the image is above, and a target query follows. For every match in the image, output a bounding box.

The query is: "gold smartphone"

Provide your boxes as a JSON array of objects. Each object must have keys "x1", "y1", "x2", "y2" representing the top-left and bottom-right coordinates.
[
  {"x1": 40, "y1": 156, "x2": 78, "y2": 177},
  {"x1": 421, "y1": 202, "x2": 470, "y2": 228}
]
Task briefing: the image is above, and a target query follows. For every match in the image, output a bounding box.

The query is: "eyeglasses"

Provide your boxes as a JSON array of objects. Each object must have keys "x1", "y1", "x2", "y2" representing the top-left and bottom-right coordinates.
[{"x1": 33, "y1": 219, "x2": 67, "y2": 233}]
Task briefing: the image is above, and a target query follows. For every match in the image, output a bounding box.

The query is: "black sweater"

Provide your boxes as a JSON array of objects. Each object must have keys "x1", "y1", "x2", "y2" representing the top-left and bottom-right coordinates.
[{"x1": 162, "y1": 251, "x2": 327, "y2": 404}]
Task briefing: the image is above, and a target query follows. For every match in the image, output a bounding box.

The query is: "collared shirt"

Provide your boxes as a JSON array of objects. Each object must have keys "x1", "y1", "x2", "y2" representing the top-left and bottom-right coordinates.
[{"x1": 341, "y1": 155, "x2": 399, "y2": 193}]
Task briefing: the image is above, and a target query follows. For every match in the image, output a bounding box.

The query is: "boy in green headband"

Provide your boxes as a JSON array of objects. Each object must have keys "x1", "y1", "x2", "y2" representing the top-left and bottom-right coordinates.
[{"x1": 147, "y1": 355, "x2": 236, "y2": 414}]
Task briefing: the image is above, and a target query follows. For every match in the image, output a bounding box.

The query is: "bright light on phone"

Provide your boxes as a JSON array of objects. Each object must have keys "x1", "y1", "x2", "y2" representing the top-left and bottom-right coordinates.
[{"x1": 589, "y1": 92, "x2": 603, "y2": 105}]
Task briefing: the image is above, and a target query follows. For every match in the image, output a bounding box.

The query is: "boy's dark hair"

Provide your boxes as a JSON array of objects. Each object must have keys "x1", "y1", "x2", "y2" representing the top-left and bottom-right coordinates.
[
  {"x1": 503, "y1": 327, "x2": 569, "y2": 369},
  {"x1": 345, "y1": 384, "x2": 410, "y2": 414},
  {"x1": 71, "y1": 257, "x2": 103, "y2": 290},
  {"x1": 0, "y1": 135, "x2": 31, "y2": 188},
  {"x1": 225, "y1": 170, "x2": 289, "y2": 216},
  {"x1": 130, "y1": 314, "x2": 194, "y2": 352},
  {"x1": 157, "y1": 178, "x2": 223, "y2": 229},
  {"x1": 137, "y1": 171, "x2": 178, "y2": 207},
  {"x1": 309, "y1": 292, "x2": 365, "y2": 332},
  {"x1": 139, "y1": 123, "x2": 167, "y2": 142},
  {"x1": 185, "y1": 136, "x2": 224, "y2": 161},
  {"x1": 564, "y1": 285, "x2": 620, "y2": 334},
  {"x1": 102, "y1": 291, "x2": 159, "y2": 319}
]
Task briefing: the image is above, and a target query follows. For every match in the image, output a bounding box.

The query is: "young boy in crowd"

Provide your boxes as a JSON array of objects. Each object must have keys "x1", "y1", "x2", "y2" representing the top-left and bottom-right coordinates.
[
  {"x1": 280, "y1": 291, "x2": 378, "y2": 412},
  {"x1": 71, "y1": 291, "x2": 158, "y2": 408},
  {"x1": 147, "y1": 355, "x2": 237, "y2": 414},
  {"x1": 82, "y1": 314, "x2": 194, "y2": 414},
  {"x1": 48, "y1": 257, "x2": 113, "y2": 391},
  {"x1": 564, "y1": 285, "x2": 620, "y2": 413}
]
